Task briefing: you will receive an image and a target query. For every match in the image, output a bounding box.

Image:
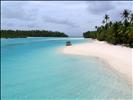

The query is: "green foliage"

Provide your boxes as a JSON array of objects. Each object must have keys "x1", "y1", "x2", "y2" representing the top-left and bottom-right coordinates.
[
  {"x1": 83, "y1": 9, "x2": 133, "y2": 48},
  {"x1": 0, "y1": 30, "x2": 68, "y2": 38}
]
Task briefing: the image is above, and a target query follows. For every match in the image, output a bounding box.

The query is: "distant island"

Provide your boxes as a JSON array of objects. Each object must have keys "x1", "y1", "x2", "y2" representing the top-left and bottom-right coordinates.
[
  {"x1": 83, "y1": 9, "x2": 133, "y2": 48},
  {"x1": 1, "y1": 30, "x2": 68, "y2": 38}
]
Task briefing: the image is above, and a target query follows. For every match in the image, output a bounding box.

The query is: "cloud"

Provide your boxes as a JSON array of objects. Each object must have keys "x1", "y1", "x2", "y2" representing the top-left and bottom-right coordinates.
[
  {"x1": 1, "y1": 1, "x2": 38, "y2": 21},
  {"x1": 42, "y1": 16, "x2": 78, "y2": 28},
  {"x1": 87, "y1": 1, "x2": 115, "y2": 15},
  {"x1": 1, "y1": 1, "x2": 133, "y2": 36}
]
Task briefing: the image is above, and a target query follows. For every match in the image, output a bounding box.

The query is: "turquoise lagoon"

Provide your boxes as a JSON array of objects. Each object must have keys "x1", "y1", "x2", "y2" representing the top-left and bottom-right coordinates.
[{"x1": 1, "y1": 38, "x2": 132, "y2": 100}]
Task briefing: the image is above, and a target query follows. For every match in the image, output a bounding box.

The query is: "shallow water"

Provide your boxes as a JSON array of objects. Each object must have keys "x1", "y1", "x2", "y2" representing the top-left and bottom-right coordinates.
[{"x1": 1, "y1": 37, "x2": 132, "y2": 100}]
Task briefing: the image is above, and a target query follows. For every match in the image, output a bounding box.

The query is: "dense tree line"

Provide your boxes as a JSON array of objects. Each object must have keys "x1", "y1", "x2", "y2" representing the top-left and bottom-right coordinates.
[
  {"x1": 83, "y1": 9, "x2": 133, "y2": 48},
  {"x1": 1, "y1": 30, "x2": 68, "y2": 38}
]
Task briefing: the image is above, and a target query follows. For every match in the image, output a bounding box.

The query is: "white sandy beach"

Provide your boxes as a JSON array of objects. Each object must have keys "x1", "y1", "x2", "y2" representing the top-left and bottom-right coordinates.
[{"x1": 62, "y1": 40, "x2": 133, "y2": 84}]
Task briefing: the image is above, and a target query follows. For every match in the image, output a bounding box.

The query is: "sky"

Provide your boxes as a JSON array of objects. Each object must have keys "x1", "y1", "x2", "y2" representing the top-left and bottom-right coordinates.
[{"x1": 1, "y1": 1, "x2": 133, "y2": 36}]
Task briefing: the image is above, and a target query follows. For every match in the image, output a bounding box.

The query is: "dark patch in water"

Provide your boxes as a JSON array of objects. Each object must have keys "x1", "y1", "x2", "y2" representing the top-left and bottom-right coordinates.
[{"x1": 3, "y1": 43, "x2": 27, "y2": 47}]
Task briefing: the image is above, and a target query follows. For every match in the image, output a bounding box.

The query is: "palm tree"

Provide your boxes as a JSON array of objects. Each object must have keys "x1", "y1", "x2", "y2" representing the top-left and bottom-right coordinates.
[
  {"x1": 102, "y1": 20, "x2": 105, "y2": 25},
  {"x1": 121, "y1": 9, "x2": 130, "y2": 29},
  {"x1": 113, "y1": 22, "x2": 120, "y2": 44},
  {"x1": 95, "y1": 26, "x2": 98, "y2": 29},
  {"x1": 109, "y1": 21, "x2": 112, "y2": 27},
  {"x1": 121, "y1": 9, "x2": 130, "y2": 21},
  {"x1": 113, "y1": 22, "x2": 119, "y2": 33},
  {"x1": 130, "y1": 13, "x2": 133, "y2": 24},
  {"x1": 104, "y1": 14, "x2": 110, "y2": 24},
  {"x1": 104, "y1": 14, "x2": 110, "y2": 30}
]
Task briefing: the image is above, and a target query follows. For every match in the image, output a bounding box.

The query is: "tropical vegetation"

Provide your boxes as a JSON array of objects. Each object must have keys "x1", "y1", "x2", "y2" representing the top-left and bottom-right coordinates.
[
  {"x1": 83, "y1": 9, "x2": 133, "y2": 47},
  {"x1": 1, "y1": 30, "x2": 68, "y2": 38}
]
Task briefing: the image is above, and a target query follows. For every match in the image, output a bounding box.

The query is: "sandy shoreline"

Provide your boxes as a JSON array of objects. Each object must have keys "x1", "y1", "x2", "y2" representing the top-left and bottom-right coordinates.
[{"x1": 62, "y1": 40, "x2": 133, "y2": 84}]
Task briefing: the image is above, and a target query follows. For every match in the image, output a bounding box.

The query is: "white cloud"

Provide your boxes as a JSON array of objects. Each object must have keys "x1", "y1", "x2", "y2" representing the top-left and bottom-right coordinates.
[{"x1": 1, "y1": 1, "x2": 133, "y2": 36}]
